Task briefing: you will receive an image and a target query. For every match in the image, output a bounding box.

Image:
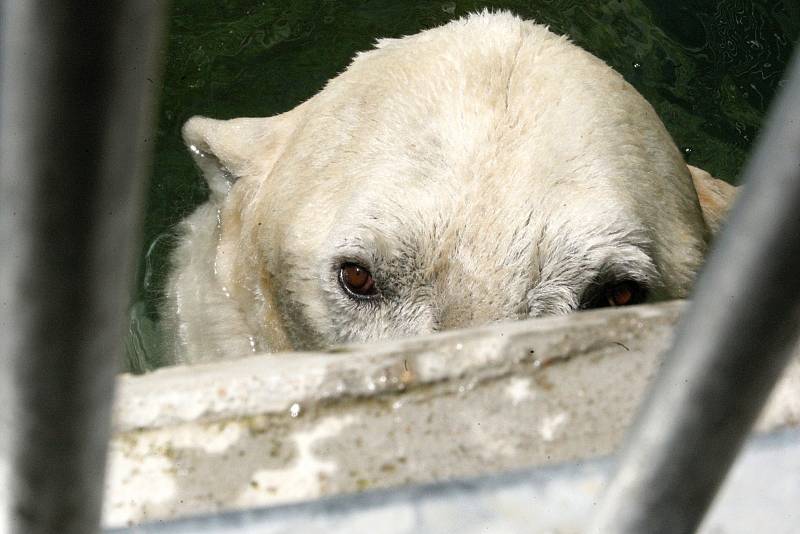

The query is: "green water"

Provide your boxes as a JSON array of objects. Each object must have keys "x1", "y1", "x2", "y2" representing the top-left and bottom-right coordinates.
[{"x1": 126, "y1": 0, "x2": 800, "y2": 372}]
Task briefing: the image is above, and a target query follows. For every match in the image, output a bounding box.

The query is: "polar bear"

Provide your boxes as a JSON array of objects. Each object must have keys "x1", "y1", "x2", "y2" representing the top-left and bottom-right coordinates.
[{"x1": 162, "y1": 11, "x2": 736, "y2": 364}]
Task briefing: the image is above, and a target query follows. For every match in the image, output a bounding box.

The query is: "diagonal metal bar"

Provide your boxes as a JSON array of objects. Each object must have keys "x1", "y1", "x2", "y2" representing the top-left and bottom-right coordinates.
[
  {"x1": 589, "y1": 45, "x2": 800, "y2": 534},
  {"x1": 0, "y1": 3, "x2": 166, "y2": 533}
]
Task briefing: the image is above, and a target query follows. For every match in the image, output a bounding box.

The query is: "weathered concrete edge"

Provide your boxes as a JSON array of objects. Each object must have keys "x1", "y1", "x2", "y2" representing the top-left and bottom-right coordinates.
[
  {"x1": 104, "y1": 300, "x2": 800, "y2": 527},
  {"x1": 113, "y1": 300, "x2": 800, "y2": 434},
  {"x1": 113, "y1": 301, "x2": 686, "y2": 432}
]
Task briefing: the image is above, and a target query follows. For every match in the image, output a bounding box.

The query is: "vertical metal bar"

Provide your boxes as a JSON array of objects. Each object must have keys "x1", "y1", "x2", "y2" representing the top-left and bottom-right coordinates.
[
  {"x1": 0, "y1": 3, "x2": 166, "y2": 534},
  {"x1": 590, "y1": 48, "x2": 800, "y2": 534}
]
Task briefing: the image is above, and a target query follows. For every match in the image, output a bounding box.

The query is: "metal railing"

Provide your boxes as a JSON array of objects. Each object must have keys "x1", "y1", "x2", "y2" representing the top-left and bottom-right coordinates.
[
  {"x1": 589, "y1": 44, "x2": 800, "y2": 533},
  {"x1": 1, "y1": 3, "x2": 798, "y2": 533},
  {"x1": 0, "y1": 3, "x2": 166, "y2": 533}
]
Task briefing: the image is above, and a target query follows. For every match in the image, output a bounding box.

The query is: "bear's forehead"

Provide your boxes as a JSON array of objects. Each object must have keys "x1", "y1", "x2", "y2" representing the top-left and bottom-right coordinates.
[
  {"x1": 299, "y1": 23, "x2": 678, "y2": 209},
  {"x1": 325, "y1": 20, "x2": 646, "y2": 140},
  {"x1": 330, "y1": 174, "x2": 649, "y2": 274}
]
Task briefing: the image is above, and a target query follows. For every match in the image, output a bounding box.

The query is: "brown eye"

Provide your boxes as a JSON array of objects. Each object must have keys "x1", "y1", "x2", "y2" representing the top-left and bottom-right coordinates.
[
  {"x1": 339, "y1": 263, "x2": 378, "y2": 299},
  {"x1": 583, "y1": 280, "x2": 647, "y2": 309},
  {"x1": 604, "y1": 280, "x2": 646, "y2": 307},
  {"x1": 607, "y1": 282, "x2": 635, "y2": 306}
]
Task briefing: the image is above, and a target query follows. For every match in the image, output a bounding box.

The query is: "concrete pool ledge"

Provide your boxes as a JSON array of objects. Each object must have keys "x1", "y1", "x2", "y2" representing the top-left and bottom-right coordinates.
[{"x1": 104, "y1": 301, "x2": 800, "y2": 527}]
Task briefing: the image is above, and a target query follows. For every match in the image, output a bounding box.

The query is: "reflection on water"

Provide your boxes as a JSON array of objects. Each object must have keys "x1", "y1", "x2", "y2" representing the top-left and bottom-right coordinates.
[{"x1": 127, "y1": 0, "x2": 799, "y2": 372}]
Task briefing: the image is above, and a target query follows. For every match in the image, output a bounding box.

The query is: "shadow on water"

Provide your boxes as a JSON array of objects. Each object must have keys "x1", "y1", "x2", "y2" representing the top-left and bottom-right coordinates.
[{"x1": 126, "y1": 0, "x2": 800, "y2": 372}]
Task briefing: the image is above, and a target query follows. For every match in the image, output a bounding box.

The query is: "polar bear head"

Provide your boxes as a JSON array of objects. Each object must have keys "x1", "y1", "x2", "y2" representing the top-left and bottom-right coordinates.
[{"x1": 169, "y1": 12, "x2": 736, "y2": 360}]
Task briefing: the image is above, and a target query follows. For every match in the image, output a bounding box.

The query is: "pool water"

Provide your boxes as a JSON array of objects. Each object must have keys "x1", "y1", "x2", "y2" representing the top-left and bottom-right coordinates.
[{"x1": 126, "y1": 0, "x2": 800, "y2": 372}]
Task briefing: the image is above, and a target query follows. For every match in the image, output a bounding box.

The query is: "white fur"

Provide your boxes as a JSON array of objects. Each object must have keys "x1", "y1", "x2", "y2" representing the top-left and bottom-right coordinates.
[{"x1": 163, "y1": 12, "x2": 734, "y2": 364}]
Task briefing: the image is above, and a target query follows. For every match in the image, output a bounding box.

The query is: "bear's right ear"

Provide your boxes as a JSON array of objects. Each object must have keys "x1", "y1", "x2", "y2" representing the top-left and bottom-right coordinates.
[
  {"x1": 688, "y1": 164, "x2": 739, "y2": 235},
  {"x1": 182, "y1": 111, "x2": 300, "y2": 202}
]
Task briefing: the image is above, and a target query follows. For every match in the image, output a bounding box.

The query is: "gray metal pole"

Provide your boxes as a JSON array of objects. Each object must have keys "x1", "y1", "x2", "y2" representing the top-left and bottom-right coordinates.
[
  {"x1": 0, "y1": 3, "x2": 166, "y2": 534},
  {"x1": 589, "y1": 47, "x2": 800, "y2": 533}
]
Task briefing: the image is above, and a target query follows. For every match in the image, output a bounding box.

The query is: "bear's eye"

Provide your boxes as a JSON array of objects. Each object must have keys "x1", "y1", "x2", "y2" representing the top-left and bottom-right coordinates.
[
  {"x1": 582, "y1": 280, "x2": 647, "y2": 310},
  {"x1": 339, "y1": 263, "x2": 378, "y2": 299}
]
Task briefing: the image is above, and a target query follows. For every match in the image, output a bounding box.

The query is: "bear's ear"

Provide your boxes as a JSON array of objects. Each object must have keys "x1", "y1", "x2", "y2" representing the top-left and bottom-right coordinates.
[
  {"x1": 688, "y1": 165, "x2": 739, "y2": 235},
  {"x1": 182, "y1": 111, "x2": 300, "y2": 202}
]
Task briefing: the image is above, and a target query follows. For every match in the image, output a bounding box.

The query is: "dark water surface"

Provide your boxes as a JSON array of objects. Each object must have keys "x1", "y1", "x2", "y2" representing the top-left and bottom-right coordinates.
[{"x1": 127, "y1": 1, "x2": 800, "y2": 371}]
